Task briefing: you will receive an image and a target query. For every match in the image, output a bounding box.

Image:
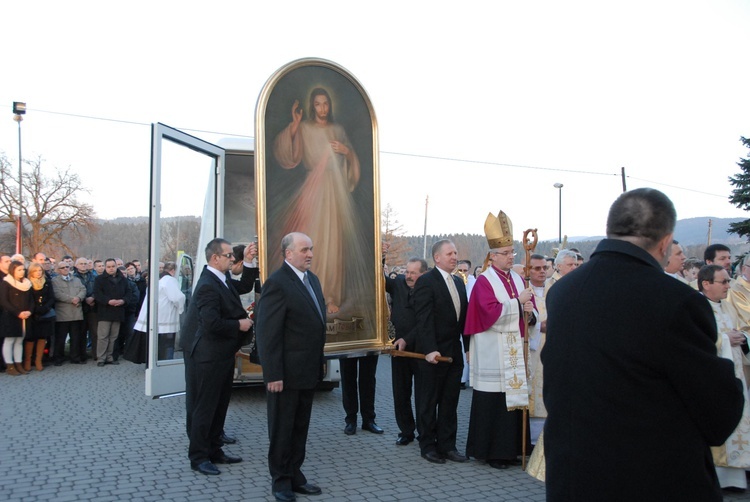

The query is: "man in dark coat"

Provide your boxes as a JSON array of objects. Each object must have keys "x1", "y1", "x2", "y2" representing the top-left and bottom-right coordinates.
[
  {"x1": 183, "y1": 238, "x2": 256, "y2": 475},
  {"x1": 385, "y1": 256, "x2": 428, "y2": 445},
  {"x1": 542, "y1": 188, "x2": 745, "y2": 502},
  {"x1": 256, "y1": 232, "x2": 326, "y2": 502},
  {"x1": 413, "y1": 239, "x2": 468, "y2": 464},
  {"x1": 93, "y1": 259, "x2": 129, "y2": 366}
]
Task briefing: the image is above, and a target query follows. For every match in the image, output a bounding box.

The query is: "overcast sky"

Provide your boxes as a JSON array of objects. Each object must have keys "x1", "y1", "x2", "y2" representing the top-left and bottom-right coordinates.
[{"x1": 2, "y1": 0, "x2": 749, "y2": 242}]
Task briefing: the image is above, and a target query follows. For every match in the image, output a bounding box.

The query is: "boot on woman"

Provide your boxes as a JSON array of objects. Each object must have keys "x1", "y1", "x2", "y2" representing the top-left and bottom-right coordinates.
[
  {"x1": 23, "y1": 342, "x2": 34, "y2": 372},
  {"x1": 14, "y1": 362, "x2": 28, "y2": 375},
  {"x1": 34, "y1": 340, "x2": 45, "y2": 371}
]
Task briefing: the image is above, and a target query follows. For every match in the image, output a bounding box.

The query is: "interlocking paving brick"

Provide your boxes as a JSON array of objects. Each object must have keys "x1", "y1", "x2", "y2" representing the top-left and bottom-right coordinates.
[{"x1": 3, "y1": 355, "x2": 747, "y2": 501}]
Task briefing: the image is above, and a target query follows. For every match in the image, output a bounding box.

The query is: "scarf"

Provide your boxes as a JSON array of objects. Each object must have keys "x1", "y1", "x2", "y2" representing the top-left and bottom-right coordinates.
[{"x1": 3, "y1": 274, "x2": 32, "y2": 292}]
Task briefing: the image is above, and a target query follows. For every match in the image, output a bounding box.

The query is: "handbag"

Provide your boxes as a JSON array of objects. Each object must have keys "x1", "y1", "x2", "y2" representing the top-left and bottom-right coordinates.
[{"x1": 39, "y1": 308, "x2": 56, "y2": 319}]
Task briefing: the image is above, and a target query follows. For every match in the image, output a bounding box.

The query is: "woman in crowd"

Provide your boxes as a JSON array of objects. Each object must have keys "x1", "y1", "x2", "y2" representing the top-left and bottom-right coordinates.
[
  {"x1": 0, "y1": 261, "x2": 34, "y2": 376},
  {"x1": 26, "y1": 262, "x2": 56, "y2": 371}
]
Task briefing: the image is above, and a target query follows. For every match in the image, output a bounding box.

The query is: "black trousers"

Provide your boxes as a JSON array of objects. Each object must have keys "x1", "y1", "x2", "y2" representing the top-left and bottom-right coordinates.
[
  {"x1": 54, "y1": 320, "x2": 83, "y2": 363},
  {"x1": 391, "y1": 356, "x2": 417, "y2": 438},
  {"x1": 415, "y1": 358, "x2": 463, "y2": 455},
  {"x1": 267, "y1": 388, "x2": 314, "y2": 492},
  {"x1": 340, "y1": 355, "x2": 378, "y2": 425},
  {"x1": 187, "y1": 353, "x2": 234, "y2": 466},
  {"x1": 85, "y1": 311, "x2": 98, "y2": 358}
]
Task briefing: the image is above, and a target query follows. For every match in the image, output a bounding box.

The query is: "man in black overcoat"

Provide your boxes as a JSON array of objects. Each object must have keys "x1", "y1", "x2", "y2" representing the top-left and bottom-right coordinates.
[
  {"x1": 413, "y1": 239, "x2": 468, "y2": 464},
  {"x1": 542, "y1": 188, "x2": 745, "y2": 501},
  {"x1": 183, "y1": 238, "x2": 256, "y2": 475},
  {"x1": 256, "y1": 232, "x2": 326, "y2": 502},
  {"x1": 385, "y1": 256, "x2": 428, "y2": 445}
]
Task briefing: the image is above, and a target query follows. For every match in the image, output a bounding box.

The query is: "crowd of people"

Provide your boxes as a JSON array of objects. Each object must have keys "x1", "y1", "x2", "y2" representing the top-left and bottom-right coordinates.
[
  {"x1": 5, "y1": 189, "x2": 750, "y2": 501},
  {"x1": 0, "y1": 252, "x2": 183, "y2": 374},
  {"x1": 378, "y1": 191, "x2": 749, "y2": 501}
]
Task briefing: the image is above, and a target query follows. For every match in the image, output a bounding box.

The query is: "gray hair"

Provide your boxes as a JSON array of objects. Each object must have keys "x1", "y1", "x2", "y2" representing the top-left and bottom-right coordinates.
[
  {"x1": 606, "y1": 188, "x2": 676, "y2": 250},
  {"x1": 555, "y1": 249, "x2": 578, "y2": 266},
  {"x1": 407, "y1": 257, "x2": 428, "y2": 273}
]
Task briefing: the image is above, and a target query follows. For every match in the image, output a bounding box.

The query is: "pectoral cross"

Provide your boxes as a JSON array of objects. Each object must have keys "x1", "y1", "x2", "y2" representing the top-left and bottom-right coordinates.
[{"x1": 732, "y1": 434, "x2": 749, "y2": 450}]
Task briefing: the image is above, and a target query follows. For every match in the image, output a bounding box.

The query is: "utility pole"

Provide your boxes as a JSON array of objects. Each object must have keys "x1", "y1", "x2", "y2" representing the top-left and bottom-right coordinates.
[
  {"x1": 12, "y1": 101, "x2": 26, "y2": 255},
  {"x1": 621, "y1": 167, "x2": 627, "y2": 192}
]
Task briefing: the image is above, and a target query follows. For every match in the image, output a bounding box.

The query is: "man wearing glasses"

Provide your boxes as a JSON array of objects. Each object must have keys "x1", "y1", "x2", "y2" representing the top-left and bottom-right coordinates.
[
  {"x1": 184, "y1": 238, "x2": 257, "y2": 476},
  {"x1": 51, "y1": 261, "x2": 87, "y2": 365},
  {"x1": 455, "y1": 260, "x2": 475, "y2": 390},
  {"x1": 464, "y1": 212, "x2": 536, "y2": 469},
  {"x1": 699, "y1": 264, "x2": 750, "y2": 493},
  {"x1": 527, "y1": 253, "x2": 549, "y2": 420}
]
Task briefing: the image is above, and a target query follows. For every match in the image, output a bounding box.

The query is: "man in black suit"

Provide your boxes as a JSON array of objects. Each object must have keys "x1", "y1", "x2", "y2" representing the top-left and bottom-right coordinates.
[
  {"x1": 256, "y1": 232, "x2": 326, "y2": 502},
  {"x1": 543, "y1": 188, "x2": 744, "y2": 501},
  {"x1": 184, "y1": 238, "x2": 257, "y2": 476},
  {"x1": 413, "y1": 239, "x2": 468, "y2": 464},
  {"x1": 385, "y1": 256, "x2": 428, "y2": 446}
]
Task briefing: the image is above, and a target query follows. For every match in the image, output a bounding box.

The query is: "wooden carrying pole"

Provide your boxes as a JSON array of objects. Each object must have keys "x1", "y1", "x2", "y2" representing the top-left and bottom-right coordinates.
[
  {"x1": 521, "y1": 228, "x2": 538, "y2": 470},
  {"x1": 388, "y1": 348, "x2": 453, "y2": 364}
]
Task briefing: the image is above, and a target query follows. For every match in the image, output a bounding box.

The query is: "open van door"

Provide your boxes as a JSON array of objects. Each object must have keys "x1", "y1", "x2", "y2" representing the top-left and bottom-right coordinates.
[{"x1": 145, "y1": 123, "x2": 224, "y2": 398}]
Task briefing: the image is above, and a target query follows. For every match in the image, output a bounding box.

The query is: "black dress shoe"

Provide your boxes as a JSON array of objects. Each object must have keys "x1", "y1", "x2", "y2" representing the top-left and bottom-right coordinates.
[
  {"x1": 219, "y1": 432, "x2": 237, "y2": 445},
  {"x1": 211, "y1": 451, "x2": 242, "y2": 464},
  {"x1": 292, "y1": 483, "x2": 322, "y2": 495},
  {"x1": 444, "y1": 450, "x2": 468, "y2": 463},
  {"x1": 395, "y1": 436, "x2": 413, "y2": 446},
  {"x1": 344, "y1": 423, "x2": 356, "y2": 435},
  {"x1": 273, "y1": 490, "x2": 296, "y2": 502},
  {"x1": 362, "y1": 422, "x2": 384, "y2": 434},
  {"x1": 421, "y1": 451, "x2": 446, "y2": 464},
  {"x1": 723, "y1": 486, "x2": 747, "y2": 493},
  {"x1": 97, "y1": 362, "x2": 105, "y2": 367},
  {"x1": 192, "y1": 461, "x2": 220, "y2": 475}
]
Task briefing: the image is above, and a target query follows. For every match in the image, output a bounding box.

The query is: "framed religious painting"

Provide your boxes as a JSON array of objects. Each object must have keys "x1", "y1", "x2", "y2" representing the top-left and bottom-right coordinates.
[{"x1": 255, "y1": 58, "x2": 386, "y2": 354}]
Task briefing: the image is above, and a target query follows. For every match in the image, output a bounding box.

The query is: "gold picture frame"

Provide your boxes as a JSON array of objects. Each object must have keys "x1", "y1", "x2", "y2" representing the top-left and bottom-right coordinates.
[{"x1": 255, "y1": 58, "x2": 386, "y2": 354}]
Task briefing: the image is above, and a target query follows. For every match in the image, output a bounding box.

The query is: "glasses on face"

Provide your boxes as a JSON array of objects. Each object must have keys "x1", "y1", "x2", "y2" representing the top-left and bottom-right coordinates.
[
  {"x1": 531, "y1": 266, "x2": 550, "y2": 271},
  {"x1": 58, "y1": 266, "x2": 69, "y2": 270},
  {"x1": 493, "y1": 251, "x2": 517, "y2": 257},
  {"x1": 218, "y1": 253, "x2": 234, "y2": 259},
  {"x1": 711, "y1": 279, "x2": 731, "y2": 285},
  {"x1": 457, "y1": 269, "x2": 469, "y2": 273}
]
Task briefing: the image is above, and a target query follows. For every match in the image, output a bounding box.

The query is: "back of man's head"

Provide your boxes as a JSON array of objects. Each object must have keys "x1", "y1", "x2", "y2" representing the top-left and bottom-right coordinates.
[{"x1": 606, "y1": 188, "x2": 676, "y2": 250}]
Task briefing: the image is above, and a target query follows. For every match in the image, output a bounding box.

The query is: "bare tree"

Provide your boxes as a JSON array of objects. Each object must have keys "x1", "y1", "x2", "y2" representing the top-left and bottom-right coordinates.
[
  {"x1": 0, "y1": 153, "x2": 98, "y2": 256},
  {"x1": 381, "y1": 203, "x2": 412, "y2": 270},
  {"x1": 161, "y1": 217, "x2": 201, "y2": 263}
]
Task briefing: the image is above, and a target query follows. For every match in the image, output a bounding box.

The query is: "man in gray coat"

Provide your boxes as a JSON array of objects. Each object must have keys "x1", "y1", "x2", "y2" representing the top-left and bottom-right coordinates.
[{"x1": 51, "y1": 261, "x2": 86, "y2": 365}]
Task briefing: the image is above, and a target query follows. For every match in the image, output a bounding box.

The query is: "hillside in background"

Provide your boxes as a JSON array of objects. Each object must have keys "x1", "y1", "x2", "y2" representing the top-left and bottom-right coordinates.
[{"x1": 2, "y1": 216, "x2": 749, "y2": 265}]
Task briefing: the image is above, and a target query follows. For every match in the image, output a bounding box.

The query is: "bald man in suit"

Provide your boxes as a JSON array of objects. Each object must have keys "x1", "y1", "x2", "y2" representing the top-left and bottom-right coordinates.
[{"x1": 256, "y1": 232, "x2": 327, "y2": 502}]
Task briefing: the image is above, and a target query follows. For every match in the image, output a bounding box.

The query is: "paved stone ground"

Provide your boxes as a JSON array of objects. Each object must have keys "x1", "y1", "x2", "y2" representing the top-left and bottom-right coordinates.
[{"x1": 1, "y1": 356, "x2": 748, "y2": 501}]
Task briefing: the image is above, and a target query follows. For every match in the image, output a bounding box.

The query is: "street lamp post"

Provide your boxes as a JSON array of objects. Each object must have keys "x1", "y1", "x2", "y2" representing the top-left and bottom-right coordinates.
[
  {"x1": 12, "y1": 102, "x2": 26, "y2": 255},
  {"x1": 553, "y1": 183, "x2": 563, "y2": 246}
]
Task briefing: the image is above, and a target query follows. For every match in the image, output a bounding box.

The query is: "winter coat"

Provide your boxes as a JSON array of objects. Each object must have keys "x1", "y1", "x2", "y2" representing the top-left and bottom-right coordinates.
[
  {"x1": 94, "y1": 270, "x2": 129, "y2": 322},
  {"x1": 52, "y1": 275, "x2": 87, "y2": 322},
  {"x1": 0, "y1": 276, "x2": 34, "y2": 338}
]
